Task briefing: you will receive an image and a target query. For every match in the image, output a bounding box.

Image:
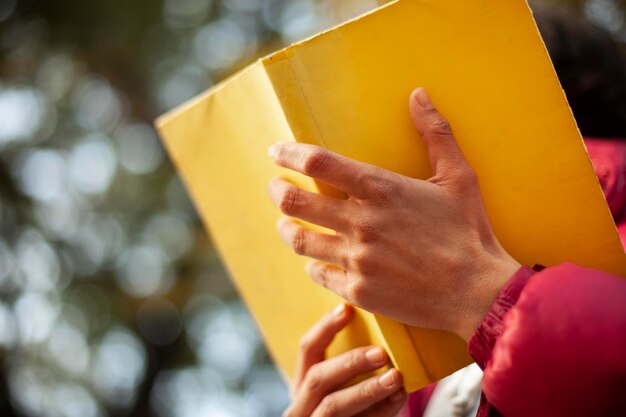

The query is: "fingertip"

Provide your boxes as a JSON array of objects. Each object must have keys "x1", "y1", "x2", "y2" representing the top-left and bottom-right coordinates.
[
  {"x1": 330, "y1": 303, "x2": 354, "y2": 321},
  {"x1": 268, "y1": 143, "x2": 279, "y2": 159},
  {"x1": 305, "y1": 260, "x2": 315, "y2": 277},
  {"x1": 331, "y1": 303, "x2": 347, "y2": 318},
  {"x1": 391, "y1": 368, "x2": 404, "y2": 386},
  {"x1": 268, "y1": 141, "x2": 292, "y2": 160},
  {"x1": 365, "y1": 345, "x2": 388, "y2": 365},
  {"x1": 269, "y1": 176, "x2": 293, "y2": 188},
  {"x1": 276, "y1": 216, "x2": 292, "y2": 232},
  {"x1": 267, "y1": 176, "x2": 282, "y2": 192},
  {"x1": 411, "y1": 87, "x2": 434, "y2": 110},
  {"x1": 409, "y1": 87, "x2": 423, "y2": 104},
  {"x1": 409, "y1": 88, "x2": 427, "y2": 131},
  {"x1": 379, "y1": 368, "x2": 402, "y2": 388},
  {"x1": 338, "y1": 302, "x2": 353, "y2": 314}
]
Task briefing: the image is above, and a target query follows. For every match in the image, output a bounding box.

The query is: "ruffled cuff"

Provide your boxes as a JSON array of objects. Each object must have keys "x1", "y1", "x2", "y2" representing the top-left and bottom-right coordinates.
[{"x1": 468, "y1": 265, "x2": 538, "y2": 369}]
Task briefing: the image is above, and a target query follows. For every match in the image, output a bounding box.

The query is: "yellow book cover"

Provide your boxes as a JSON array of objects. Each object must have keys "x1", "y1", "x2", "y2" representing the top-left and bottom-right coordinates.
[{"x1": 155, "y1": 0, "x2": 626, "y2": 392}]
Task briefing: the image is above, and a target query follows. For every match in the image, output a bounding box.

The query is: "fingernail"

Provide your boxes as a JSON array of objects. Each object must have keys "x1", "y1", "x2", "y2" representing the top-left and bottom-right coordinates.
[
  {"x1": 413, "y1": 88, "x2": 434, "y2": 110},
  {"x1": 390, "y1": 390, "x2": 405, "y2": 402},
  {"x1": 268, "y1": 144, "x2": 278, "y2": 159},
  {"x1": 365, "y1": 346, "x2": 386, "y2": 364},
  {"x1": 305, "y1": 262, "x2": 315, "y2": 277},
  {"x1": 276, "y1": 217, "x2": 287, "y2": 231},
  {"x1": 378, "y1": 370, "x2": 398, "y2": 388},
  {"x1": 332, "y1": 304, "x2": 346, "y2": 317}
]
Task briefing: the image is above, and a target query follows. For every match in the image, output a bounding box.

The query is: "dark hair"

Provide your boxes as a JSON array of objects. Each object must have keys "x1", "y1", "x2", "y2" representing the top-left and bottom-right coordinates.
[{"x1": 533, "y1": 6, "x2": 626, "y2": 138}]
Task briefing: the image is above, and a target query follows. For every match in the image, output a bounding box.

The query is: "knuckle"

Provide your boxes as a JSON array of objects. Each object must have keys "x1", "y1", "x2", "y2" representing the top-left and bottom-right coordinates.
[
  {"x1": 458, "y1": 165, "x2": 478, "y2": 186},
  {"x1": 279, "y1": 187, "x2": 301, "y2": 215},
  {"x1": 343, "y1": 349, "x2": 365, "y2": 371},
  {"x1": 282, "y1": 407, "x2": 294, "y2": 417},
  {"x1": 314, "y1": 263, "x2": 330, "y2": 288},
  {"x1": 353, "y1": 219, "x2": 380, "y2": 243},
  {"x1": 316, "y1": 396, "x2": 338, "y2": 417},
  {"x1": 298, "y1": 333, "x2": 314, "y2": 353},
  {"x1": 339, "y1": 254, "x2": 350, "y2": 271},
  {"x1": 363, "y1": 174, "x2": 399, "y2": 202},
  {"x1": 303, "y1": 366, "x2": 323, "y2": 392},
  {"x1": 355, "y1": 259, "x2": 376, "y2": 277},
  {"x1": 427, "y1": 117, "x2": 454, "y2": 137},
  {"x1": 448, "y1": 163, "x2": 479, "y2": 191},
  {"x1": 346, "y1": 280, "x2": 367, "y2": 304},
  {"x1": 352, "y1": 248, "x2": 377, "y2": 276},
  {"x1": 302, "y1": 149, "x2": 329, "y2": 175},
  {"x1": 359, "y1": 379, "x2": 379, "y2": 402},
  {"x1": 291, "y1": 228, "x2": 308, "y2": 255}
]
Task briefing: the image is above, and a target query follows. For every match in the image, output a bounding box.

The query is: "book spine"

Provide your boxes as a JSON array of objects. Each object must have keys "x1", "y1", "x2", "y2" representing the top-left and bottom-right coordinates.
[{"x1": 262, "y1": 52, "x2": 325, "y2": 147}]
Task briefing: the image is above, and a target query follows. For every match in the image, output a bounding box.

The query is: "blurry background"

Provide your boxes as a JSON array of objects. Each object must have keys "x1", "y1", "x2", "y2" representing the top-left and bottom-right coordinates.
[{"x1": 0, "y1": 0, "x2": 623, "y2": 416}]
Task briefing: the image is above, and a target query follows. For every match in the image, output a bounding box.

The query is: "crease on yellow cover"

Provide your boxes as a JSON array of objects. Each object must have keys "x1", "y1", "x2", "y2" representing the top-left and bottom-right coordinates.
[{"x1": 156, "y1": 0, "x2": 626, "y2": 394}]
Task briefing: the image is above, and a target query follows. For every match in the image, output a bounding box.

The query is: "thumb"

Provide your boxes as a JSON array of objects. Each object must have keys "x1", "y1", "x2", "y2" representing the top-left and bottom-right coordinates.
[{"x1": 409, "y1": 88, "x2": 468, "y2": 179}]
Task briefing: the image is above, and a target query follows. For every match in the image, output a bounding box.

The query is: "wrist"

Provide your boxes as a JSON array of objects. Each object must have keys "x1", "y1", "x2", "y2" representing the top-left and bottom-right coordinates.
[
  {"x1": 468, "y1": 264, "x2": 537, "y2": 367},
  {"x1": 455, "y1": 252, "x2": 521, "y2": 342}
]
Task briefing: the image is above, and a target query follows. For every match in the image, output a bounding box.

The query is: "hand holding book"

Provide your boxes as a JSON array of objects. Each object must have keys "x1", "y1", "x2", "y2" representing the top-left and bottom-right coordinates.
[
  {"x1": 157, "y1": 0, "x2": 626, "y2": 391},
  {"x1": 268, "y1": 88, "x2": 521, "y2": 342},
  {"x1": 285, "y1": 304, "x2": 407, "y2": 417}
]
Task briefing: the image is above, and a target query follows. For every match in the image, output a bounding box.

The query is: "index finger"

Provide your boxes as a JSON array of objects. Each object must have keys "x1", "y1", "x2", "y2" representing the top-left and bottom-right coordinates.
[
  {"x1": 293, "y1": 304, "x2": 354, "y2": 393},
  {"x1": 268, "y1": 142, "x2": 384, "y2": 199}
]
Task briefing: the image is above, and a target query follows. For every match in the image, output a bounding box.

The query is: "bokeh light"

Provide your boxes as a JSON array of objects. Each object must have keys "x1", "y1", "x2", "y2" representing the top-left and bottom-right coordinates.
[
  {"x1": 584, "y1": 0, "x2": 624, "y2": 34},
  {"x1": 68, "y1": 133, "x2": 117, "y2": 196},
  {"x1": 116, "y1": 123, "x2": 164, "y2": 175},
  {"x1": 72, "y1": 77, "x2": 123, "y2": 132},
  {"x1": 115, "y1": 244, "x2": 175, "y2": 297},
  {"x1": 0, "y1": 87, "x2": 45, "y2": 145},
  {"x1": 18, "y1": 149, "x2": 67, "y2": 202},
  {"x1": 90, "y1": 327, "x2": 147, "y2": 408}
]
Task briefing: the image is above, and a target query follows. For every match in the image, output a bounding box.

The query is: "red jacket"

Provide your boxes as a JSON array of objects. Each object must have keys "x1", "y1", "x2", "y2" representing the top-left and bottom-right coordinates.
[{"x1": 408, "y1": 138, "x2": 626, "y2": 416}]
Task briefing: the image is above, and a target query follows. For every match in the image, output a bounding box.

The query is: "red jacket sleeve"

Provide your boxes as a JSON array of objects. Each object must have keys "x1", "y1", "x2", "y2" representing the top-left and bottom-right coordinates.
[{"x1": 469, "y1": 263, "x2": 626, "y2": 417}]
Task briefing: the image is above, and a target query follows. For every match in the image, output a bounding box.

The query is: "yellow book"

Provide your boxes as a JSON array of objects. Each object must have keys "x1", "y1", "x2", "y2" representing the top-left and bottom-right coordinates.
[{"x1": 155, "y1": 0, "x2": 626, "y2": 392}]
